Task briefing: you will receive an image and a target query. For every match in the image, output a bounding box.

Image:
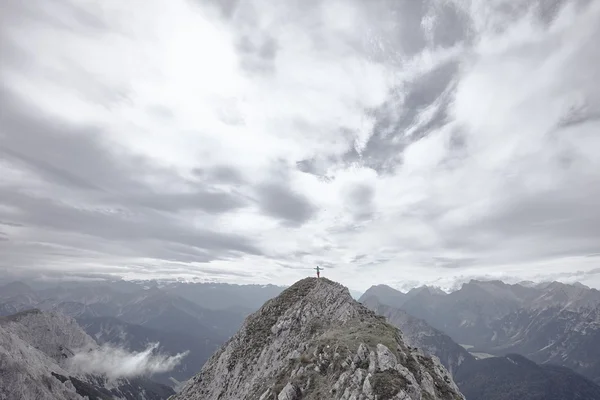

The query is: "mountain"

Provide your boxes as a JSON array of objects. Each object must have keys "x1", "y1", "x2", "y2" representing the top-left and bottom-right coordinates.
[
  {"x1": 78, "y1": 316, "x2": 219, "y2": 386},
  {"x1": 454, "y1": 354, "x2": 600, "y2": 400},
  {"x1": 361, "y1": 296, "x2": 474, "y2": 377},
  {"x1": 173, "y1": 278, "x2": 465, "y2": 400},
  {"x1": 0, "y1": 280, "x2": 282, "y2": 387},
  {"x1": 0, "y1": 309, "x2": 174, "y2": 400},
  {"x1": 0, "y1": 281, "x2": 41, "y2": 315},
  {"x1": 160, "y1": 282, "x2": 286, "y2": 313},
  {"x1": 484, "y1": 306, "x2": 600, "y2": 384},
  {"x1": 359, "y1": 284, "x2": 408, "y2": 308},
  {"x1": 398, "y1": 280, "x2": 538, "y2": 348},
  {"x1": 0, "y1": 282, "x2": 245, "y2": 342},
  {"x1": 106, "y1": 287, "x2": 244, "y2": 338},
  {"x1": 19, "y1": 279, "x2": 286, "y2": 314},
  {"x1": 362, "y1": 295, "x2": 600, "y2": 400},
  {"x1": 529, "y1": 281, "x2": 600, "y2": 310},
  {"x1": 361, "y1": 280, "x2": 600, "y2": 383},
  {"x1": 0, "y1": 281, "x2": 37, "y2": 299}
]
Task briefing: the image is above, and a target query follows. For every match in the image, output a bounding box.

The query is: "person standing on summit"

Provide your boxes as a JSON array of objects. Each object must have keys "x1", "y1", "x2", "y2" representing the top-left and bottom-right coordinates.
[{"x1": 314, "y1": 265, "x2": 323, "y2": 278}]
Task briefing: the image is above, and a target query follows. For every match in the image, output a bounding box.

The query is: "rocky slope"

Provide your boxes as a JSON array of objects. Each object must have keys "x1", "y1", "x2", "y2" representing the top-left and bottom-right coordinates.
[
  {"x1": 173, "y1": 278, "x2": 464, "y2": 400},
  {"x1": 361, "y1": 297, "x2": 474, "y2": 378},
  {"x1": 0, "y1": 309, "x2": 174, "y2": 400}
]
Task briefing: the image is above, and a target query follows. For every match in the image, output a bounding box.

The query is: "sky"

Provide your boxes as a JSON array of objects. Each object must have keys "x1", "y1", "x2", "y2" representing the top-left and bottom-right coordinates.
[{"x1": 1, "y1": 0, "x2": 599, "y2": 292}]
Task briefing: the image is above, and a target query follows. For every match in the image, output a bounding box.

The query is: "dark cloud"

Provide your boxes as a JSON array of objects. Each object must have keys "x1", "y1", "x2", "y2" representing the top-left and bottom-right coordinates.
[
  {"x1": 0, "y1": 86, "x2": 249, "y2": 215},
  {"x1": 355, "y1": 0, "x2": 428, "y2": 60},
  {"x1": 350, "y1": 254, "x2": 368, "y2": 263},
  {"x1": 432, "y1": 256, "x2": 478, "y2": 269},
  {"x1": 433, "y1": 175, "x2": 600, "y2": 263},
  {"x1": 346, "y1": 183, "x2": 375, "y2": 221},
  {"x1": 430, "y1": 2, "x2": 473, "y2": 48},
  {"x1": 192, "y1": 165, "x2": 247, "y2": 186},
  {"x1": 235, "y1": 33, "x2": 279, "y2": 74},
  {"x1": 0, "y1": 221, "x2": 23, "y2": 228},
  {"x1": 201, "y1": 0, "x2": 241, "y2": 19},
  {"x1": 0, "y1": 188, "x2": 261, "y2": 256},
  {"x1": 0, "y1": 1, "x2": 108, "y2": 37},
  {"x1": 296, "y1": 159, "x2": 321, "y2": 175},
  {"x1": 209, "y1": 166, "x2": 247, "y2": 184},
  {"x1": 119, "y1": 190, "x2": 246, "y2": 214},
  {"x1": 344, "y1": 59, "x2": 457, "y2": 173},
  {"x1": 536, "y1": 0, "x2": 569, "y2": 25},
  {"x1": 0, "y1": 86, "x2": 263, "y2": 268},
  {"x1": 0, "y1": 86, "x2": 146, "y2": 193},
  {"x1": 256, "y1": 183, "x2": 317, "y2": 227}
]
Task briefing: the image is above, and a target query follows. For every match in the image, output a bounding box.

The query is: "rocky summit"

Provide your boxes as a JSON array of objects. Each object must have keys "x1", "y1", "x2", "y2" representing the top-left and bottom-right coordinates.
[{"x1": 173, "y1": 278, "x2": 464, "y2": 400}]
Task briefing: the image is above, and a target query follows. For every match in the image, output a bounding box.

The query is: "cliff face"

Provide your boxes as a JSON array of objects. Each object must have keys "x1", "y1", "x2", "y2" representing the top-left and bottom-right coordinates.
[{"x1": 174, "y1": 278, "x2": 465, "y2": 400}]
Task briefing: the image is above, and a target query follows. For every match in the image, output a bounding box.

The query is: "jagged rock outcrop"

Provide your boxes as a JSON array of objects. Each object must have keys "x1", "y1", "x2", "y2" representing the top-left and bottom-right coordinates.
[
  {"x1": 0, "y1": 309, "x2": 174, "y2": 400},
  {"x1": 173, "y1": 278, "x2": 465, "y2": 400}
]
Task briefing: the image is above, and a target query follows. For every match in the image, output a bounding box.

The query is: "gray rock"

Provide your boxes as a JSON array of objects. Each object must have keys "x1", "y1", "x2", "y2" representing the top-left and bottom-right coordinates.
[
  {"x1": 376, "y1": 344, "x2": 397, "y2": 371},
  {"x1": 172, "y1": 278, "x2": 465, "y2": 400},
  {"x1": 0, "y1": 309, "x2": 174, "y2": 400},
  {"x1": 278, "y1": 382, "x2": 300, "y2": 400}
]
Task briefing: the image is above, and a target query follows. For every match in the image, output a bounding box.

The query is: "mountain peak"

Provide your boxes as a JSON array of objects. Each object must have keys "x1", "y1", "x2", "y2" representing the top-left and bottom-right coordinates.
[
  {"x1": 359, "y1": 283, "x2": 406, "y2": 308},
  {"x1": 174, "y1": 277, "x2": 464, "y2": 400},
  {"x1": 0, "y1": 308, "x2": 43, "y2": 323},
  {"x1": 0, "y1": 281, "x2": 35, "y2": 298}
]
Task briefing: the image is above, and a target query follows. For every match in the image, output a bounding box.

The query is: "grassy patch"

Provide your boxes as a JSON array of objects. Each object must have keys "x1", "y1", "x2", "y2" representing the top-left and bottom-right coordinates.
[
  {"x1": 315, "y1": 318, "x2": 400, "y2": 359},
  {"x1": 371, "y1": 369, "x2": 409, "y2": 399}
]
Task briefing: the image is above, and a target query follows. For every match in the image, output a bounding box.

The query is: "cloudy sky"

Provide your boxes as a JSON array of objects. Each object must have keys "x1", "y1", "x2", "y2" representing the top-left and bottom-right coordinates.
[{"x1": 1, "y1": 0, "x2": 599, "y2": 292}]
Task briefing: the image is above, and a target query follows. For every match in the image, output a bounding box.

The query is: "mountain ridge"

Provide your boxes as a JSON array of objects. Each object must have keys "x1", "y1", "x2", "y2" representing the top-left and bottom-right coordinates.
[{"x1": 173, "y1": 277, "x2": 464, "y2": 400}]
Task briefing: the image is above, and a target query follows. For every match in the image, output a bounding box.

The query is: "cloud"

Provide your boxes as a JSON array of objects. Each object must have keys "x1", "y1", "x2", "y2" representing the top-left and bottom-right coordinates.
[
  {"x1": 1, "y1": 0, "x2": 600, "y2": 291},
  {"x1": 68, "y1": 343, "x2": 188, "y2": 380},
  {"x1": 256, "y1": 183, "x2": 318, "y2": 226}
]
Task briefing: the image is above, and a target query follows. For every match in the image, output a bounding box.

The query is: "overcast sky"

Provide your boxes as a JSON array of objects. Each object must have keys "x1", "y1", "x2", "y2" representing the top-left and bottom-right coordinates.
[{"x1": 1, "y1": 0, "x2": 599, "y2": 292}]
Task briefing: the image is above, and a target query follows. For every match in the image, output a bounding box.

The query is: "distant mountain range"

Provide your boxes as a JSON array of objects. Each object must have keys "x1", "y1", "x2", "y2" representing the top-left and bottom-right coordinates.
[
  {"x1": 3, "y1": 276, "x2": 600, "y2": 399},
  {"x1": 361, "y1": 294, "x2": 600, "y2": 400},
  {"x1": 360, "y1": 279, "x2": 600, "y2": 384},
  {"x1": 0, "y1": 279, "x2": 286, "y2": 387}
]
